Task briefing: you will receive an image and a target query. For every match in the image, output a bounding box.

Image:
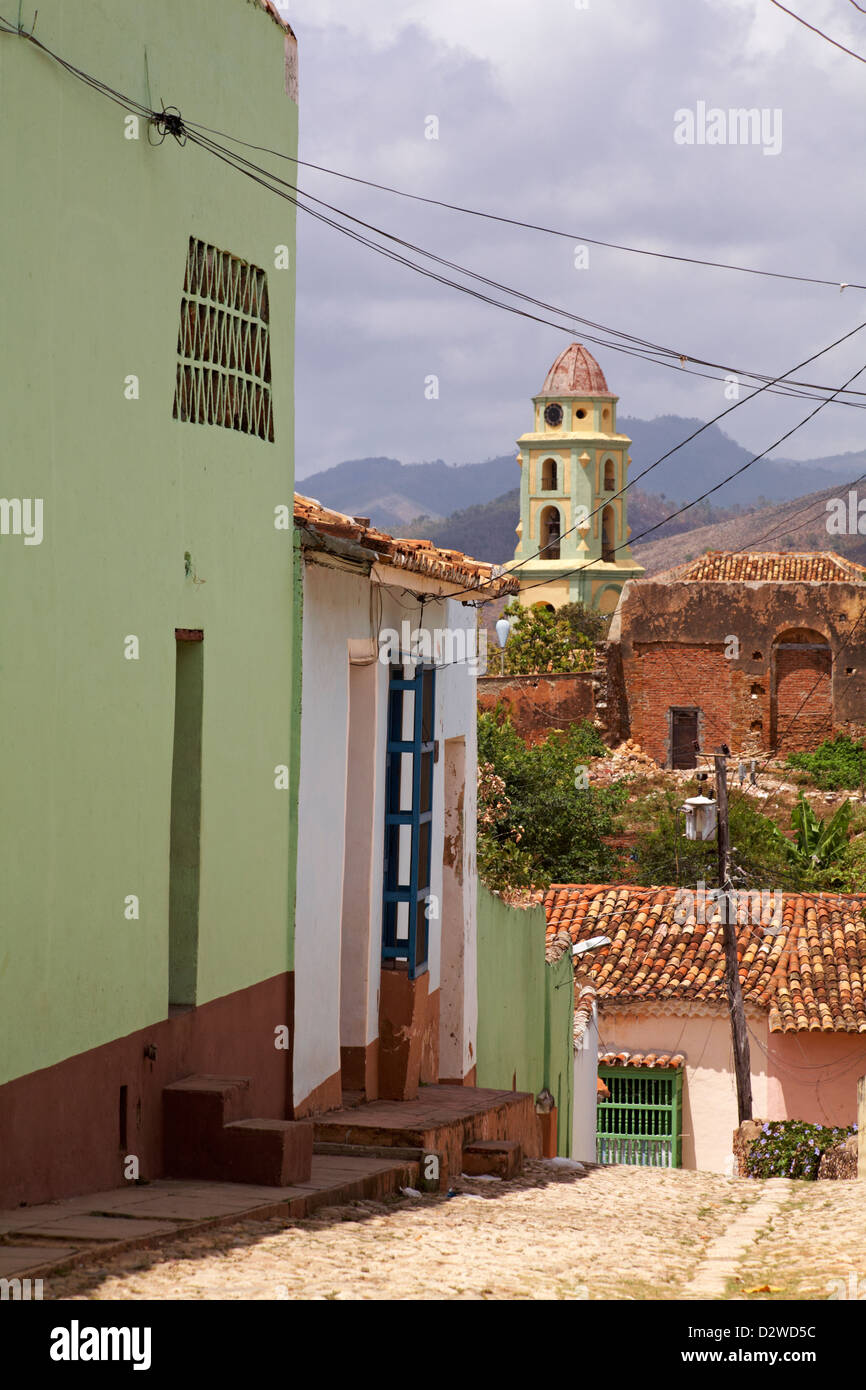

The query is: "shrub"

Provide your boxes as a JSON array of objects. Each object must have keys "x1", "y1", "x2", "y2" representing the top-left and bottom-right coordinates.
[
  {"x1": 476, "y1": 710, "x2": 624, "y2": 888},
  {"x1": 746, "y1": 1120, "x2": 857, "y2": 1181},
  {"x1": 631, "y1": 786, "x2": 794, "y2": 890},
  {"x1": 787, "y1": 735, "x2": 866, "y2": 791}
]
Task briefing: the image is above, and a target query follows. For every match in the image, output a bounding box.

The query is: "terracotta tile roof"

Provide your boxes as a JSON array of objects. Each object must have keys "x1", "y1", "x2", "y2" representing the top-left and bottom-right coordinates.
[
  {"x1": 658, "y1": 550, "x2": 866, "y2": 584},
  {"x1": 540, "y1": 342, "x2": 612, "y2": 397},
  {"x1": 544, "y1": 884, "x2": 866, "y2": 1033},
  {"x1": 294, "y1": 494, "x2": 519, "y2": 597},
  {"x1": 599, "y1": 1050, "x2": 685, "y2": 1069}
]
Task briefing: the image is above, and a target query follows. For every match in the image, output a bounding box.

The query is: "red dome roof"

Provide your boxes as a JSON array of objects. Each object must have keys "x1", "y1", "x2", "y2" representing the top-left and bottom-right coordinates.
[{"x1": 540, "y1": 342, "x2": 610, "y2": 396}]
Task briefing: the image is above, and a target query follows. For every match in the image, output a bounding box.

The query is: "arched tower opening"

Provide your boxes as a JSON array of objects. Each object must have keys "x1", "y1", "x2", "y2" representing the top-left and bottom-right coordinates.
[
  {"x1": 541, "y1": 457, "x2": 557, "y2": 491},
  {"x1": 601, "y1": 505, "x2": 616, "y2": 562},
  {"x1": 540, "y1": 505, "x2": 561, "y2": 560}
]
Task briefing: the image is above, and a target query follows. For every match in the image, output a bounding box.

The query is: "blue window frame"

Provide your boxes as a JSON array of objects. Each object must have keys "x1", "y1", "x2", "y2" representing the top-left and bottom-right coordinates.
[{"x1": 382, "y1": 662, "x2": 435, "y2": 979}]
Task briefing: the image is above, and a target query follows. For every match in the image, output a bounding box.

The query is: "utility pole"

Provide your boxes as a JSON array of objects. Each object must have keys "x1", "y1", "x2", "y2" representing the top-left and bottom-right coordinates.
[{"x1": 714, "y1": 749, "x2": 753, "y2": 1123}]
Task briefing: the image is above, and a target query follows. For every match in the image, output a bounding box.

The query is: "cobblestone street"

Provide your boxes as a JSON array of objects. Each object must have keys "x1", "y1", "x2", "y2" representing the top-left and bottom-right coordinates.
[{"x1": 46, "y1": 1162, "x2": 866, "y2": 1301}]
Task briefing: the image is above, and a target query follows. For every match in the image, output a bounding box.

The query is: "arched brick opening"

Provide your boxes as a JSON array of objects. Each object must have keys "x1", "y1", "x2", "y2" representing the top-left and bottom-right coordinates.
[{"x1": 770, "y1": 627, "x2": 832, "y2": 752}]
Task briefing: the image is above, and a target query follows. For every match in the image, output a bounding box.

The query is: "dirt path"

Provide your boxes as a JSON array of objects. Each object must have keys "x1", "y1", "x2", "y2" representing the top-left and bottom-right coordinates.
[{"x1": 46, "y1": 1163, "x2": 865, "y2": 1301}]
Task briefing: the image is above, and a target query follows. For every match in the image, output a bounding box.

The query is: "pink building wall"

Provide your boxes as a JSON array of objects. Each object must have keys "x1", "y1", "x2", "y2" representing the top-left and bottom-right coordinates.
[
  {"x1": 766, "y1": 1033, "x2": 866, "y2": 1130},
  {"x1": 599, "y1": 1010, "x2": 770, "y2": 1173},
  {"x1": 600, "y1": 1009, "x2": 866, "y2": 1172}
]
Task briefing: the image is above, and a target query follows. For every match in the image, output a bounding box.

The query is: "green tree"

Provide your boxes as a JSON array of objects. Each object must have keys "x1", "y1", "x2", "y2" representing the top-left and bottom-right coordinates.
[
  {"x1": 501, "y1": 600, "x2": 594, "y2": 675},
  {"x1": 558, "y1": 600, "x2": 610, "y2": 646},
  {"x1": 476, "y1": 709, "x2": 624, "y2": 888},
  {"x1": 632, "y1": 786, "x2": 857, "y2": 893}
]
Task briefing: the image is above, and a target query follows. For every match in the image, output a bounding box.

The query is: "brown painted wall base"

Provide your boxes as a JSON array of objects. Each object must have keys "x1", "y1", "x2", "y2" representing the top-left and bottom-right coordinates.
[
  {"x1": 0, "y1": 972, "x2": 293, "y2": 1208},
  {"x1": 293, "y1": 1067, "x2": 343, "y2": 1119},
  {"x1": 439, "y1": 1065, "x2": 477, "y2": 1087},
  {"x1": 378, "y1": 969, "x2": 440, "y2": 1101},
  {"x1": 340, "y1": 1039, "x2": 380, "y2": 1100}
]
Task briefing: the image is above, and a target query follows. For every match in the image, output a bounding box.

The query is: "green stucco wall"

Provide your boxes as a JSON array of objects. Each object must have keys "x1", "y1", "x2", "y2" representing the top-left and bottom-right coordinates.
[
  {"x1": 0, "y1": 0, "x2": 298, "y2": 1084},
  {"x1": 476, "y1": 885, "x2": 573, "y2": 1153}
]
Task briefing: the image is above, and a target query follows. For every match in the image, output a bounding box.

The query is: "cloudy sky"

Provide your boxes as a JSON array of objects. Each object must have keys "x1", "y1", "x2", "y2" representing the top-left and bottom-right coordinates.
[{"x1": 275, "y1": 0, "x2": 866, "y2": 480}]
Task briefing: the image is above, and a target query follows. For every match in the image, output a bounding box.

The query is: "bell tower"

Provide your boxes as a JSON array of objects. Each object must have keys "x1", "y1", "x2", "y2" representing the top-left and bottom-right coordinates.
[{"x1": 509, "y1": 342, "x2": 644, "y2": 614}]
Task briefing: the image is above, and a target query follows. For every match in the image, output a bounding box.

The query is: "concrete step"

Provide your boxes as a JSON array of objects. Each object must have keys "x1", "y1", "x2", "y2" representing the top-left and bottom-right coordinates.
[
  {"x1": 462, "y1": 1139, "x2": 522, "y2": 1179},
  {"x1": 222, "y1": 1120, "x2": 313, "y2": 1186},
  {"x1": 312, "y1": 1085, "x2": 538, "y2": 1189},
  {"x1": 163, "y1": 1075, "x2": 312, "y2": 1186}
]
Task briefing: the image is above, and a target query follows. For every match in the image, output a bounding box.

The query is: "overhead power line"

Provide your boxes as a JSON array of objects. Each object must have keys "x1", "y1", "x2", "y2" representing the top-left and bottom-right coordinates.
[
  {"x1": 768, "y1": 0, "x2": 866, "y2": 64},
  {"x1": 3, "y1": 11, "x2": 866, "y2": 417},
  {"x1": 179, "y1": 120, "x2": 866, "y2": 295},
  {"x1": 176, "y1": 121, "x2": 866, "y2": 404},
  {"x1": 6, "y1": 11, "x2": 866, "y2": 613},
  {"x1": 174, "y1": 123, "x2": 866, "y2": 411}
]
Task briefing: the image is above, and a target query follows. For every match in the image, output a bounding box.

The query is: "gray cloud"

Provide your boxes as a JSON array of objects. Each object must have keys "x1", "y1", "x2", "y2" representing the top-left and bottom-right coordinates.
[{"x1": 278, "y1": 1, "x2": 866, "y2": 481}]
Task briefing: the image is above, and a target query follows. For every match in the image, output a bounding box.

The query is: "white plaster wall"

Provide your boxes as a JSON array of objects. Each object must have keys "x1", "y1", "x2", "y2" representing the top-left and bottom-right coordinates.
[
  {"x1": 294, "y1": 564, "x2": 480, "y2": 1106},
  {"x1": 293, "y1": 561, "x2": 359, "y2": 1107},
  {"x1": 597, "y1": 1010, "x2": 770, "y2": 1173},
  {"x1": 573, "y1": 1006, "x2": 600, "y2": 1163}
]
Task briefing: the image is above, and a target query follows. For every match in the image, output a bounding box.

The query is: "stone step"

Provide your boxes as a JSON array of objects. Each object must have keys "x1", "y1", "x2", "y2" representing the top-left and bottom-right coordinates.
[
  {"x1": 462, "y1": 1139, "x2": 522, "y2": 1179},
  {"x1": 163, "y1": 1075, "x2": 312, "y2": 1186},
  {"x1": 222, "y1": 1120, "x2": 313, "y2": 1187}
]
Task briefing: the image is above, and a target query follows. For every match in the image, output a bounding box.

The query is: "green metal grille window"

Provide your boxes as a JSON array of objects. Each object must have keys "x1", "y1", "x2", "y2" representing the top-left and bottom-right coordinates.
[
  {"x1": 596, "y1": 1066, "x2": 682, "y2": 1168},
  {"x1": 173, "y1": 237, "x2": 274, "y2": 442}
]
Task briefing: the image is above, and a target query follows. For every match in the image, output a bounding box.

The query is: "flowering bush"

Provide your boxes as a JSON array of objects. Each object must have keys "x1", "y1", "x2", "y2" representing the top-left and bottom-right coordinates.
[
  {"x1": 745, "y1": 1119, "x2": 857, "y2": 1180},
  {"x1": 476, "y1": 760, "x2": 533, "y2": 890}
]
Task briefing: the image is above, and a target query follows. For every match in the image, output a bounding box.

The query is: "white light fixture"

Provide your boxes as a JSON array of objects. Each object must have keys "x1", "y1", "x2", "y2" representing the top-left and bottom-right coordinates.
[
  {"x1": 682, "y1": 795, "x2": 718, "y2": 842},
  {"x1": 494, "y1": 616, "x2": 513, "y2": 675},
  {"x1": 572, "y1": 934, "x2": 611, "y2": 956}
]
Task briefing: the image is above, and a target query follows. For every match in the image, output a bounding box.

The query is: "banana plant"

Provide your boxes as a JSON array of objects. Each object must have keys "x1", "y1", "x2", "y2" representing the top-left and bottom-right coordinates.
[{"x1": 773, "y1": 793, "x2": 851, "y2": 871}]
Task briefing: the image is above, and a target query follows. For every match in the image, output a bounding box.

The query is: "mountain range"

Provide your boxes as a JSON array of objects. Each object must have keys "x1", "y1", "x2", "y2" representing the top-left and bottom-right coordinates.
[{"x1": 295, "y1": 414, "x2": 866, "y2": 568}]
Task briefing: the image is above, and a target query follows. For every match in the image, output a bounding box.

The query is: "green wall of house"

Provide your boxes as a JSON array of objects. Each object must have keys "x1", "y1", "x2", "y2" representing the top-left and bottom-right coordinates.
[
  {"x1": 476, "y1": 885, "x2": 573, "y2": 1154},
  {"x1": 0, "y1": 0, "x2": 298, "y2": 1084}
]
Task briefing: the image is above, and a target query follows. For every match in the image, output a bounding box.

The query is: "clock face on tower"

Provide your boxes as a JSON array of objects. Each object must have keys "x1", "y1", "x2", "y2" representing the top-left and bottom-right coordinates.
[{"x1": 543, "y1": 402, "x2": 563, "y2": 427}]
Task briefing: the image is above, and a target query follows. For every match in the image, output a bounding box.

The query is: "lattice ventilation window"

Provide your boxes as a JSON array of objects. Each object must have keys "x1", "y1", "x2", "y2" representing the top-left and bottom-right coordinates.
[{"x1": 173, "y1": 238, "x2": 274, "y2": 443}]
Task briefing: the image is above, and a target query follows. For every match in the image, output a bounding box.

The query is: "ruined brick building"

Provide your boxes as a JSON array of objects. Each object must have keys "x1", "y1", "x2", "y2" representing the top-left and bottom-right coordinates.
[{"x1": 606, "y1": 550, "x2": 866, "y2": 767}]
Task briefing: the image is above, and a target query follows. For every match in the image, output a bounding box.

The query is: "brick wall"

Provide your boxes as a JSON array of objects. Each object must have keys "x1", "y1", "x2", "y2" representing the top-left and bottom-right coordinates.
[
  {"x1": 773, "y1": 646, "x2": 832, "y2": 751},
  {"x1": 611, "y1": 577, "x2": 866, "y2": 767},
  {"x1": 628, "y1": 643, "x2": 733, "y2": 765},
  {"x1": 477, "y1": 672, "x2": 595, "y2": 744}
]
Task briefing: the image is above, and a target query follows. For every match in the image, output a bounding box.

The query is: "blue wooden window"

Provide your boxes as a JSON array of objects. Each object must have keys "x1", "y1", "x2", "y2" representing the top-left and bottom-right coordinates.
[{"x1": 382, "y1": 662, "x2": 435, "y2": 979}]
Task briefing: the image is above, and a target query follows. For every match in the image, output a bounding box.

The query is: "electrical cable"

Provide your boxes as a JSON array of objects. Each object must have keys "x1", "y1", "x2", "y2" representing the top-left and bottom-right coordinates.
[
  {"x1": 177, "y1": 117, "x2": 866, "y2": 293},
  {"x1": 768, "y1": 0, "x2": 866, "y2": 64},
  {"x1": 4, "y1": 12, "x2": 866, "y2": 414},
  {"x1": 180, "y1": 124, "x2": 866, "y2": 407}
]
